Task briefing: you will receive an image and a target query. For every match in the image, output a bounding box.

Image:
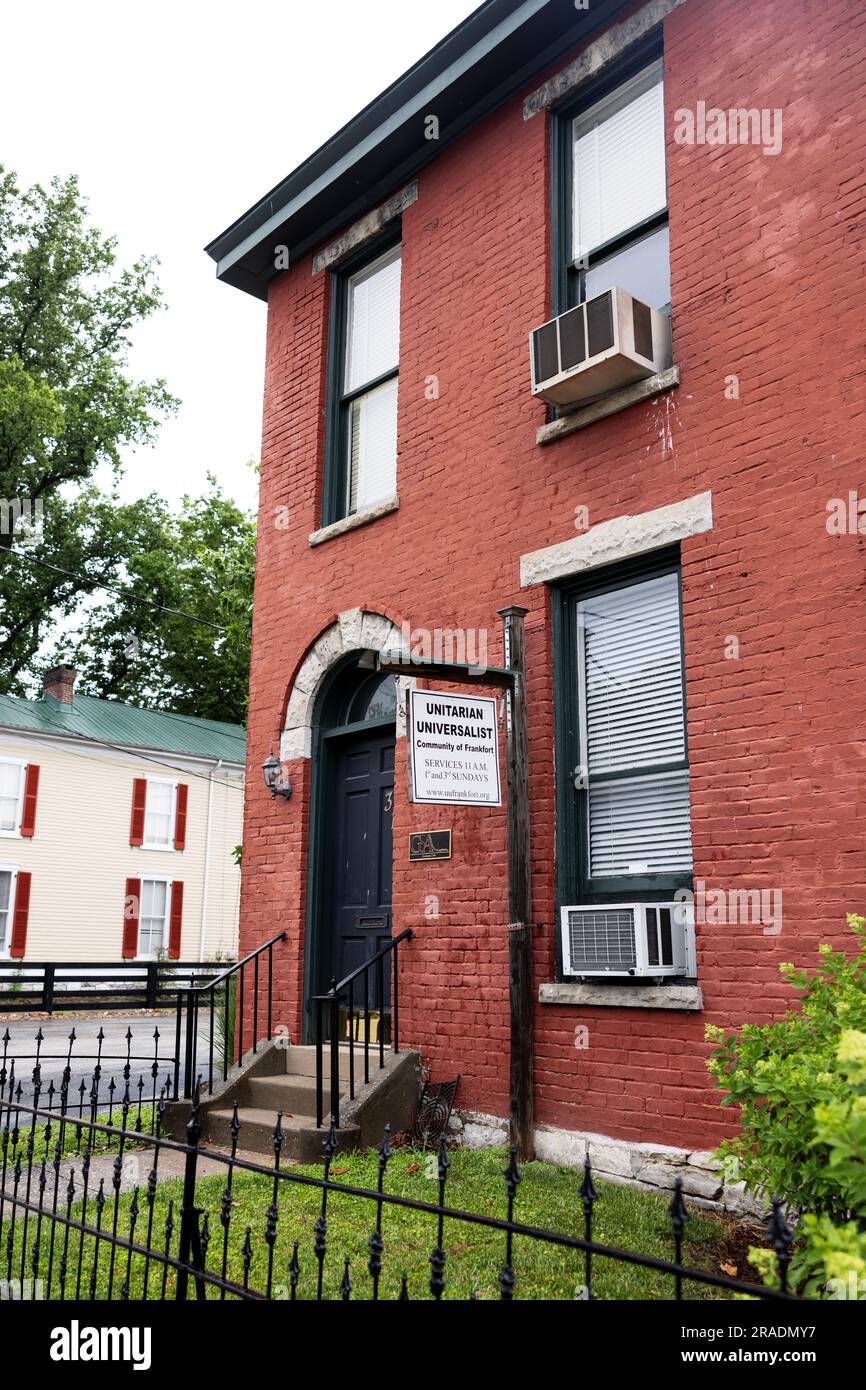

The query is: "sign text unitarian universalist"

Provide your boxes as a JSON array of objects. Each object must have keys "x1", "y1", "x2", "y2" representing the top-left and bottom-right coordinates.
[{"x1": 408, "y1": 690, "x2": 501, "y2": 806}]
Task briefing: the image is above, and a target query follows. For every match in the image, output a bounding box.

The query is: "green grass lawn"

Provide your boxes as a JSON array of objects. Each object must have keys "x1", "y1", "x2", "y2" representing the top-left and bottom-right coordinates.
[
  {"x1": 4, "y1": 1104, "x2": 158, "y2": 1161},
  {"x1": 1, "y1": 1143, "x2": 753, "y2": 1301}
]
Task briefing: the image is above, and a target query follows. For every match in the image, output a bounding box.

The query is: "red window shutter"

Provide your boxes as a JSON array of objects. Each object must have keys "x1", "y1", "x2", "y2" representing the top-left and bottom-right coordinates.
[
  {"x1": 10, "y1": 871, "x2": 32, "y2": 959},
  {"x1": 129, "y1": 779, "x2": 147, "y2": 846},
  {"x1": 174, "y1": 783, "x2": 189, "y2": 850},
  {"x1": 20, "y1": 764, "x2": 40, "y2": 838},
  {"x1": 168, "y1": 881, "x2": 184, "y2": 960},
  {"x1": 123, "y1": 877, "x2": 141, "y2": 959}
]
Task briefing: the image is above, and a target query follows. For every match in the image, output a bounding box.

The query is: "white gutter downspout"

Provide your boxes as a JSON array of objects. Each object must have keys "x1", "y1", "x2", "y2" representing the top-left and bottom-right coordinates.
[{"x1": 199, "y1": 759, "x2": 223, "y2": 959}]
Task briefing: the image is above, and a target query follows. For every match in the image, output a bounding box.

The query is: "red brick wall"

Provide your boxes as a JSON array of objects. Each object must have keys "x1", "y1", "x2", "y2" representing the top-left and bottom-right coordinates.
[{"x1": 240, "y1": 0, "x2": 866, "y2": 1151}]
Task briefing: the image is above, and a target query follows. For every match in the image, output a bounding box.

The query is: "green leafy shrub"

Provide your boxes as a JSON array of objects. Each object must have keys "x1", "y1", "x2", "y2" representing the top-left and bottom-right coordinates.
[{"x1": 706, "y1": 915, "x2": 866, "y2": 1296}]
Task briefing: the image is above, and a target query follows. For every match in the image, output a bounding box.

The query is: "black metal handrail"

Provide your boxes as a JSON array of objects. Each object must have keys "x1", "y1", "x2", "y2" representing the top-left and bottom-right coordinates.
[
  {"x1": 178, "y1": 932, "x2": 287, "y2": 1099},
  {"x1": 312, "y1": 928, "x2": 412, "y2": 1129}
]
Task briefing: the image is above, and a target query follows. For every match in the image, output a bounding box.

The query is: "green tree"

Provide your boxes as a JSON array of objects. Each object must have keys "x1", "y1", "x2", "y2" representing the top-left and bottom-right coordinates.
[
  {"x1": 0, "y1": 166, "x2": 176, "y2": 688},
  {"x1": 54, "y1": 477, "x2": 255, "y2": 725}
]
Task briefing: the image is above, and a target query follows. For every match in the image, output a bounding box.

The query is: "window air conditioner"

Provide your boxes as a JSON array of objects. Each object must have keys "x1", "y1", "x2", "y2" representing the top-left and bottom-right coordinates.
[
  {"x1": 560, "y1": 903, "x2": 692, "y2": 979},
  {"x1": 529, "y1": 287, "x2": 672, "y2": 408}
]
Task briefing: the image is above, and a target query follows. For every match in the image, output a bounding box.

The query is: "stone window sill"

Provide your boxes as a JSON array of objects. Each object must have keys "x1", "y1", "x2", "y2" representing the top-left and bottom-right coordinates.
[
  {"x1": 309, "y1": 494, "x2": 399, "y2": 548},
  {"x1": 539, "y1": 980, "x2": 703, "y2": 1011},
  {"x1": 536, "y1": 366, "x2": 680, "y2": 447}
]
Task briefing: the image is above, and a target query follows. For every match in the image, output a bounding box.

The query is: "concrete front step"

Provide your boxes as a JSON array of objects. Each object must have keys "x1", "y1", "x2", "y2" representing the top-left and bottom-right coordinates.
[
  {"x1": 282, "y1": 1043, "x2": 381, "y2": 1081},
  {"x1": 159, "y1": 1038, "x2": 422, "y2": 1163},
  {"x1": 204, "y1": 1106, "x2": 359, "y2": 1163},
  {"x1": 245, "y1": 1072, "x2": 332, "y2": 1116}
]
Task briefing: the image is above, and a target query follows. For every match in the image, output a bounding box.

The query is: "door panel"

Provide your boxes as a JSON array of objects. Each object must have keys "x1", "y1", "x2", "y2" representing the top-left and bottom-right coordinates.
[{"x1": 328, "y1": 728, "x2": 395, "y2": 1009}]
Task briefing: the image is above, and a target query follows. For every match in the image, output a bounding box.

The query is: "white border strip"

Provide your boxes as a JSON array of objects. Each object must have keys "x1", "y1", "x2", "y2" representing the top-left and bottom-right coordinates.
[
  {"x1": 520, "y1": 491, "x2": 713, "y2": 588},
  {"x1": 524, "y1": 0, "x2": 688, "y2": 119}
]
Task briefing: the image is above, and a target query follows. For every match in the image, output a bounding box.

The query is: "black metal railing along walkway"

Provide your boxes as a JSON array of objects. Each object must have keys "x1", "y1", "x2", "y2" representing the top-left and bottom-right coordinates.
[
  {"x1": 176, "y1": 931, "x2": 287, "y2": 1099},
  {"x1": 312, "y1": 928, "x2": 412, "y2": 1129}
]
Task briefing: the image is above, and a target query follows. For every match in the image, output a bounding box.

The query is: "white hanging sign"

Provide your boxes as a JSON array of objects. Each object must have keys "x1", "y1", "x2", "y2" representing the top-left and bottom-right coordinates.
[{"x1": 408, "y1": 689, "x2": 501, "y2": 806}]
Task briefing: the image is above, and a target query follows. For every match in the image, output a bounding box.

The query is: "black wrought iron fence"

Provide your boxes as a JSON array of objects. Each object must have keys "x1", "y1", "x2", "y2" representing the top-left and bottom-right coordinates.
[
  {"x1": 0, "y1": 960, "x2": 229, "y2": 1015},
  {"x1": 1, "y1": 1026, "x2": 175, "y2": 1136},
  {"x1": 0, "y1": 931, "x2": 288, "y2": 1127},
  {"x1": 0, "y1": 1077, "x2": 804, "y2": 1302}
]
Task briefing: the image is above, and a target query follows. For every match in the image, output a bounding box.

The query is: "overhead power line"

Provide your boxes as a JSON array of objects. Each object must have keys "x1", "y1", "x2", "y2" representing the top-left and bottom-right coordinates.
[{"x1": 4, "y1": 549, "x2": 229, "y2": 633}]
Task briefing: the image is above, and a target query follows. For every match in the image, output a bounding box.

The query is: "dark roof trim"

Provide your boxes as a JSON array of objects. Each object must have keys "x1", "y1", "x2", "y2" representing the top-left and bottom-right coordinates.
[{"x1": 206, "y1": 0, "x2": 625, "y2": 300}]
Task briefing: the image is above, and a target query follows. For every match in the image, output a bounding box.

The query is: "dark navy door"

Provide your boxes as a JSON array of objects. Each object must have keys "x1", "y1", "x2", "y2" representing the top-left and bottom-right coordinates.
[{"x1": 328, "y1": 729, "x2": 395, "y2": 1002}]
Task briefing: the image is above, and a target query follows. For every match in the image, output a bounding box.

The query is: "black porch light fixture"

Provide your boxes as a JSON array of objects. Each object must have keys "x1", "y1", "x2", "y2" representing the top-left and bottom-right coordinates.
[{"x1": 262, "y1": 747, "x2": 292, "y2": 801}]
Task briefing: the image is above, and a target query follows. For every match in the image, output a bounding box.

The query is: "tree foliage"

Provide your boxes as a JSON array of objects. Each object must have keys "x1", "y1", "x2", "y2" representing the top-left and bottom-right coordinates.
[
  {"x1": 0, "y1": 166, "x2": 176, "y2": 688},
  {"x1": 54, "y1": 478, "x2": 254, "y2": 725},
  {"x1": 0, "y1": 167, "x2": 254, "y2": 721}
]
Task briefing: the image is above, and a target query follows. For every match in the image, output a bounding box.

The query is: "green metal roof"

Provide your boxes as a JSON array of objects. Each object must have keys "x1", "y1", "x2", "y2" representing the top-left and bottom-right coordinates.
[{"x1": 0, "y1": 692, "x2": 246, "y2": 765}]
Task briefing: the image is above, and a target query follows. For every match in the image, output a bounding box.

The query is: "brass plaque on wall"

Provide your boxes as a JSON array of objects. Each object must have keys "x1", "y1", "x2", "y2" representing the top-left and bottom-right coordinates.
[{"x1": 409, "y1": 830, "x2": 452, "y2": 861}]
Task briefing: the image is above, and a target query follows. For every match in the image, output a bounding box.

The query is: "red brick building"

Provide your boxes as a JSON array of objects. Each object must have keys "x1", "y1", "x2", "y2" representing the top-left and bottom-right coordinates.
[{"x1": 207, "y1": 0, "x2": 866, "y2": 1173}]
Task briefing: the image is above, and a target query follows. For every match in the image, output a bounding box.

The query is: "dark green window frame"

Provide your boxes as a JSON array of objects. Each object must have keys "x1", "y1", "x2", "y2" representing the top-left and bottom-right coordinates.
[
  {"x1": 321, "y1": 230, "x2": 402, "y2": 528},
  {"x1": 552, "y1": 547, "x2": 693, "y2": 964},
  {"x1": 549, "y1": 31, "x2": 667, "y2": 319}
]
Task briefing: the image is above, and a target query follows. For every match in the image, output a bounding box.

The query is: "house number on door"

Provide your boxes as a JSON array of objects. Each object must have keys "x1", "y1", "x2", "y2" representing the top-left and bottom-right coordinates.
[{"x1": 384, "y1": 790, "x2": 393, "y2": 813}]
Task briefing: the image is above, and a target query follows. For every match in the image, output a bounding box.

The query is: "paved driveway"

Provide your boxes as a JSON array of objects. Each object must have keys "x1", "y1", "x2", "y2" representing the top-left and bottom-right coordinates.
[{"x1": 0, "y1": 1015, "x2": 212, "y2": 1113}]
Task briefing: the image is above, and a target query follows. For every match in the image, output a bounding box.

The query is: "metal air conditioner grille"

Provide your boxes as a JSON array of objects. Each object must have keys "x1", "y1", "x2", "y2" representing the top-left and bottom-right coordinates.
[
  {"x1": 645, "y1": 906, "x2": 675, "y2": 967},
  {"x1": 586, "y1": 290, "x2": 614, "y2": 357},
  {"x1": 632, "y1": 298, "x2": 654, "y2": 360},
  {"x1": 566, "y1": 907, "x2": 636, "y2": 970}
]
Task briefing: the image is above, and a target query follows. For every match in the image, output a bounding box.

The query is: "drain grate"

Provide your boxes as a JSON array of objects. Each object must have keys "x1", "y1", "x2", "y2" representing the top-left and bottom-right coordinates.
[{"x1": 409, "y1": 1076, "x2": 461, "y2": 1148}]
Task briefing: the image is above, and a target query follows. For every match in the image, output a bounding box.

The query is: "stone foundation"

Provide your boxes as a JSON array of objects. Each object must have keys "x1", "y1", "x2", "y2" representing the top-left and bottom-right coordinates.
[{"x1": 451, "y1": 1110, "x2": 762, "y2": 1218}]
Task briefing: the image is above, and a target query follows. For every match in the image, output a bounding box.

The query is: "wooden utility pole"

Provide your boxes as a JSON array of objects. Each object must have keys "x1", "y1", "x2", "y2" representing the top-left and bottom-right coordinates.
[
  {"x1": 377, "y1": 608, "x2": 536, "y2": 1161},
  {"x1": 498, "y1": 606, "x2": 534, "y2": 1161}
]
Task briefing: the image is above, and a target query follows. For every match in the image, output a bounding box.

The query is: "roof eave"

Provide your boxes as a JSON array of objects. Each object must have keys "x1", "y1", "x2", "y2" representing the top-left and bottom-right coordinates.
[
  {"x1": 0, "y1": 721, "x2": 246, "y2": 766},
  {"x1": 206, "y1": 0, "x2": 624, "y2": 300}
]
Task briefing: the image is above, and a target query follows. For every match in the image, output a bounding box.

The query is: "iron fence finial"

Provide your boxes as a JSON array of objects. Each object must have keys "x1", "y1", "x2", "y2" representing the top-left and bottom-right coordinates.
[{"x1": 503, "y1": 1147, "x2": 521, "y2": 1198}]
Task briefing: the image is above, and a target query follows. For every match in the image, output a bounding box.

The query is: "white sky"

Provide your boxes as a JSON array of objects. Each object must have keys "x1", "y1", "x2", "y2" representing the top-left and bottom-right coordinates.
[{"x1": 1, "y1": 0, "x2": 480, "y2": 514}]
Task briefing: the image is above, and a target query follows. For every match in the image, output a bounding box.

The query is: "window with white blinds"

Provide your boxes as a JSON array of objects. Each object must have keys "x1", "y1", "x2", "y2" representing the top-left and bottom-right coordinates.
[
  {"x1": 573, "y1": 62, "x2": 666, "y2": 260},
  {"x1": 345, "y1": 250, "x2": 401, "y2": 392},
  {"x1": 570, "y1": 60, "x2": 669, "y2": 310},
  {"x1": 343, "y1": 246, "x2": 401, "y2": 513},
  {"x1": 348, "y1": 377, "x2": 399, "y2": 513},
  {"x1": 577, "y1": 571, "x2": 692, "y2": 879}
]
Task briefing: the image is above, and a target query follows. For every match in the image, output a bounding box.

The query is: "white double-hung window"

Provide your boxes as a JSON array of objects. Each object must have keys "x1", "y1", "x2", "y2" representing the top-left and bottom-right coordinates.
[
  {"x1": 138, "y1": 878, "x2": 169, "y2": 958},
  {"x1": 143, "y1": 779, "x2": 176, "y2": 849},
  {"x1": 0, "y1": 761, "x2": 24, "y2": 835},
  {"x1": 571, "y1": 60, "x2": 669, "y2": 310},
  {"x1": 574, "y1": 568, "x2": 692, "y2": 883},
  {"x1": 0, "y1": 867, "x2": 15, "y2": 956},
  {"x1": 336, "y1": 244, "x2": 402, "y2": 518}
]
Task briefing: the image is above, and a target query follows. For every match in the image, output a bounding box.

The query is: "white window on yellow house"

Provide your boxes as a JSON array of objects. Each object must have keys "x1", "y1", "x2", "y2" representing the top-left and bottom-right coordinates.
[
  {"x1": 0, "y1": 761, "x2": 24, "y2": 835},
  {"x1": 143, "y1": 780, "x2": 177, "y2": 850},
  {"x1": 138, "y1": 878, "x2": 169, "y2": 958},
  {"x1": 0, "y1": 867, "x2": 16, "y2": 957}
]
